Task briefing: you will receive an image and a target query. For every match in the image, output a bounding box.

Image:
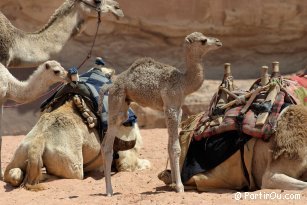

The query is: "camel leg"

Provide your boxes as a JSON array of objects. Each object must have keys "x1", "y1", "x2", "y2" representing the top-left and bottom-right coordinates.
[
  {"x1": 164, "y1": 106, "x2": 184, "y2": 193},
  {"x1": 262, "y1": 171, "x2": 307, "y2": 190},
  {"x1": 4, "y1": 142, "x2": 28, "y2": 186},
  {"x1": 21, "y1": 141, "x2": 44, "y2": 188},
  {"x1": 102, "y1": 87, "x2": 129, "y2": 196},
  {"x1": 262, "y1": 156, "x2": 307, "y2": 190},
  {"x1": 0, "y1": 102, "x2": 3, "y2": 180},
  {"x1": 102, "y1": 126, "x2": 116, "y2": 196},
  {"x1": 44, "y1": 148, "x2": 84, "y2": 180}
]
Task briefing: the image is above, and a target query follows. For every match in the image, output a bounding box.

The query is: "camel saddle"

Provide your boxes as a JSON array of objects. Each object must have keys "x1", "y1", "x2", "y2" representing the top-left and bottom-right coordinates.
[
  {"x1": 179, "y1": 77, "x2": 306, "y2": 186},
  {"x1": 193, "y1": 78, "x2": 305, "y2": 141},
  {"x1": 40, "y1": 67, "x2": 137, "y2": 136}
]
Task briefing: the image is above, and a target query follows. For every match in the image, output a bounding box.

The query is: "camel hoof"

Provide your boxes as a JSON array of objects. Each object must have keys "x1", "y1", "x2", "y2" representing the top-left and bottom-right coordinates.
[
  {"x1": 176, "y1": 184, "x2": 184, "y2": 193},
  {"x1": 106, "y1": 192, "x2": 113, "y2": 197},
  {"x1": 169, "y1": 182, "x2": 185, "y2": 193}
]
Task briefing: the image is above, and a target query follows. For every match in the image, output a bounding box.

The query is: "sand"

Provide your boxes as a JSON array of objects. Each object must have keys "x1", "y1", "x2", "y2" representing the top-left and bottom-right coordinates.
[{"x1": 0, "y1": 129, "x2": 306, "y2": 205}]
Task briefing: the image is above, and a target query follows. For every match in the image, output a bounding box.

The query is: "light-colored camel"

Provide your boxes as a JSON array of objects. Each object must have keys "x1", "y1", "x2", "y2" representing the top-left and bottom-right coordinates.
[
  {"x1": 0, "y1": 0, "x2": 123, "y2": 67},
  {"x1": 0, "y1": 0, "x2": 122, "y2": 178},
  {"x1": 4, "y1": 100, "x2": 150, "y2": 190},
  {"x1": 0, "y1": 60, "x2": 69, "y2": 179},
  {"x1": 100, "y1": 32, "x2": 222, "y2": 196},
  {"x1": 160, "y1": 105, "x2": 307, "y2": 191}
]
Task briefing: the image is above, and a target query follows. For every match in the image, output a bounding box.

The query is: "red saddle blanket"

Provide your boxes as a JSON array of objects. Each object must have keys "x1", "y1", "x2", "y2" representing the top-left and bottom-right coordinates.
[{"x1": 194, "y1": 91, "x2": 285, "y2": 141}]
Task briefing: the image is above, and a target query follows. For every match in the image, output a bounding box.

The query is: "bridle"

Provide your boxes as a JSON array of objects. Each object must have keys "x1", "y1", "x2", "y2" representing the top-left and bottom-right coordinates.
[{"x1": 78, "y1": 0, "x2": 105, "y2": 12}]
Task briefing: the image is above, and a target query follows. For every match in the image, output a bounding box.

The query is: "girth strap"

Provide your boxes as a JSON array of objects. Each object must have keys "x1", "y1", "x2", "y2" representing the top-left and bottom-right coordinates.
[{"x1": 240, "y1": 145, "x2": 250, "y2": 191}]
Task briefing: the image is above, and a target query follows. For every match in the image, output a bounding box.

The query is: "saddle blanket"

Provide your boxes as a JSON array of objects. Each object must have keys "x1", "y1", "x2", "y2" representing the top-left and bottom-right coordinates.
[{"x1": 79, "y1": 68, "x2": 137, "y2": 130}]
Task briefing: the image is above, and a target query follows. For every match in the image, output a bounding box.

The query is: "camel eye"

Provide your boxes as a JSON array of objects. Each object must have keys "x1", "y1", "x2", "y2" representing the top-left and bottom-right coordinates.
[
  {"x1": 201, "y1": 39, "x2": 207, "y2": 45},
  {"x1": 54, "y1": 70, "x2": 60, "y2": 75}
]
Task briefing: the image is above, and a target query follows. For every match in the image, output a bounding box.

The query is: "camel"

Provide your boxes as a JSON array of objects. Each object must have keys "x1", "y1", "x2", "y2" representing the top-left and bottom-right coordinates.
[
  {"x1": 158, "y1": 105, "x2": 307, "y2": 192},
  {"x1": 0, "y1": 60, "x2": 69, "y2": 179},
  {"x1": 100, "y1": 32, "x2": 222, "y2": 196},
  {"x1": 3, "y1": 98, "x2": 150, "y2": 190},
  {"x1": 0, "y1": 0, "x2": 124, "y2": 67},
  {"x1": 3, "y1": 66, "x2": 150, "y2": 190}
]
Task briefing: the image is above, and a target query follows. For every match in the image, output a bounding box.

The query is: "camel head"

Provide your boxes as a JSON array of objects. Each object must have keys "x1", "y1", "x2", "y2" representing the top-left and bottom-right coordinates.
[
  {"x1": 184, "y1": 32, "x2": 222, "y2": 54},
  {"x1": 78, "y1": 0, "x2": 124, "y2": 18},
  {"x1": 39, "y1": 60, "x2": 69, "y2": 83}
]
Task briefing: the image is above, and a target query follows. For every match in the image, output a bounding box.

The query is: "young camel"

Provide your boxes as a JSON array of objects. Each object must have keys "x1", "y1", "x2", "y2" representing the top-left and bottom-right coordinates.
[
  {"x1": 0, "y1": 60, "x2": 69, "y2": 179},
  {"x1": 0, "y1": 0, "x2": 123, "y2": 67},
  {"x1": 100, "y1": 32, "x2": 222, "y2": 196}
]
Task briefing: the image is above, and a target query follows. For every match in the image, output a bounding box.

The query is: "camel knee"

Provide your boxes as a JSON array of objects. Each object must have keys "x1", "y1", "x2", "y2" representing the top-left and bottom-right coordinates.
[
  {"x1": 4, "y1": 168, "x2": 24, "y2": 187},
  {"x1": 22, "y1": 156, "x2": 43, "y2": 186},
  {"x1": 168, "y1": 143, "x2": 181, "y2": 157},
  {"x1": 68, "y1": 163, "x2": 84, "y2": 179},
  {"x1": 261, "y1": 172, "x2": 275, "y2": 189},
  {"x1": 262, "y1": 172, "x2": 307, "y2": 190}
]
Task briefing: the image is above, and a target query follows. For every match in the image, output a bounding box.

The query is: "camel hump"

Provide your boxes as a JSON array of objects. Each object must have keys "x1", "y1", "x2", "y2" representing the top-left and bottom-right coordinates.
[{"x1": 130, "y1": 57, "x2": 157, "y2": 69}]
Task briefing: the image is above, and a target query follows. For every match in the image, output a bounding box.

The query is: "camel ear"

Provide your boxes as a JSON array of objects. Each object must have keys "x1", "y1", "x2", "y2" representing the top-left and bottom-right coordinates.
[
  {"x1": 185, "y1": 37, "x2": 192, "y2": 44},
  {"x1": 45, "y1": 63, "x2": 50, "y2": 70},
  {"x1": 201, "y1": 39, "x2": 207, "y2": 45}
]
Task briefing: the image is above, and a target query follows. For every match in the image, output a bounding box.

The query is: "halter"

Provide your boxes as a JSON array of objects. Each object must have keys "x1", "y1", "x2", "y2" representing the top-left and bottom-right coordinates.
[{"x1": 78, "y1": 0, "x2": 104, "y2": 12}]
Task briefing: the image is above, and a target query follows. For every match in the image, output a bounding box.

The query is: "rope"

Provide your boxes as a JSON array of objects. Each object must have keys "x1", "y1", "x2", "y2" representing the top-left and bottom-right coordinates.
[
  {"x1": 77, "y1": 10, "x2": 101, "y2": 70},
  {"x1": 3, "y1": 83, "x2": 64, "y2": 108}
]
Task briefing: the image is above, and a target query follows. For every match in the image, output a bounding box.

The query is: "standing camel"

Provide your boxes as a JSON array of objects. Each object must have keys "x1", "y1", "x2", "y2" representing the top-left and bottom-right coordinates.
[
  {"x1": 0, "y1": 60, "x2": 69, "y2": 179},
  {"x1": 0, "y1": 0, "x2": 123, "y2": 67},
  {"x1": 100, "y1": 32, "x2": 222, "y2": 196}
]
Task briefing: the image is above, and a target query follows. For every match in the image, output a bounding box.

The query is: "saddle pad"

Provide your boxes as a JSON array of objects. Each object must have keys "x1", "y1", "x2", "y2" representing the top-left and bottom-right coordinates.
[{"x1": 181, "y1": 130, "x2": 251, "y2": 183}]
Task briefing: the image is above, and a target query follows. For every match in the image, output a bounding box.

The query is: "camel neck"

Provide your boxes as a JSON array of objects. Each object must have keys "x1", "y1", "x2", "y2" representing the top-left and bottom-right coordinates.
[
  {"x1": 11, "y1": 1, "x2": 85, "y2": 65},
  {"x1": 183, "y1": 47, "x2": 205, "y2": 95},
  {"x1": 6, "y1": 68, "x2": 51, "y2": 103}
]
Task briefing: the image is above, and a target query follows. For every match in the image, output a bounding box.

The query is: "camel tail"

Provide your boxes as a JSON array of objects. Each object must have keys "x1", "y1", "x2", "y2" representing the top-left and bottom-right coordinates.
[
  {"x1": 98, "y1": 84, "x2": 111, "y2": 113},
  {"x1": 21, "y1": 136, "x2": 46, "y2": 191}
]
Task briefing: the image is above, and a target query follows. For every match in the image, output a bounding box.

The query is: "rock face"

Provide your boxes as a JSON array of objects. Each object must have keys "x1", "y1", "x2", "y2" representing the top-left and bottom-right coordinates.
[{"x1": 1, "y1": 0, "x2": 306, "y2": 134}]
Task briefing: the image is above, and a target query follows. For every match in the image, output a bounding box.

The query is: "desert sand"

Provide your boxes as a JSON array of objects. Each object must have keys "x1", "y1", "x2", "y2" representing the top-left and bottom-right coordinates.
[{"x1": 0, "y1": 129, "x2": 306, "y2": 205}]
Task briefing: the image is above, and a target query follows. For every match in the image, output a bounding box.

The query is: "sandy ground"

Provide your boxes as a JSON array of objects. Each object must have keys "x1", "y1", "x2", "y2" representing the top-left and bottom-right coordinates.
[{"x1": 0, "y1": 129, "x2": 306, "y2": 205}]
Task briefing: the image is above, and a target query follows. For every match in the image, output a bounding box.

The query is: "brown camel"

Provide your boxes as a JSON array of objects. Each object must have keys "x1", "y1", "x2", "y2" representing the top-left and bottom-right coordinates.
[
  {"x1": 4, "y1": 66, "x2": 150, "y2": 189},
  {"x1": 159, "y1": 105, "x2": 307, "y2": 191}
]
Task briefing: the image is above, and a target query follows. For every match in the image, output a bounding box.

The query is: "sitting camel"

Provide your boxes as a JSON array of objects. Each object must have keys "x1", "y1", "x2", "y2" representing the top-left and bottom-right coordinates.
[
  {"x1": 0, "y1": 0, "x2": 123, "y2": 67},
  {"x1": 4, "y1": 67, "x2": 150, "y2": 190},
  {"x1": 159, "y1": 105, "x2": 307, "y2": 191},
  {"x1": 0, "y1": 60, "x2": 69, "y2": 179},
  {"x1": 100, "y1": 32, "x2": 222, "y2": 195}
]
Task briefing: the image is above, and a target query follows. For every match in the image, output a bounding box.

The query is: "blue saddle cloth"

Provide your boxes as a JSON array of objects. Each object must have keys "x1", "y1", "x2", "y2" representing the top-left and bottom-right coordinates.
[{"x1": 79, "y1": 68, "x2": 137, "y2": 130}]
